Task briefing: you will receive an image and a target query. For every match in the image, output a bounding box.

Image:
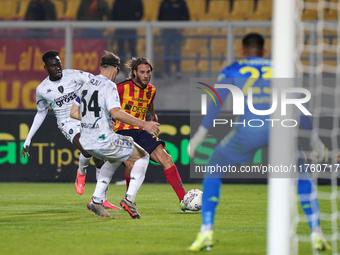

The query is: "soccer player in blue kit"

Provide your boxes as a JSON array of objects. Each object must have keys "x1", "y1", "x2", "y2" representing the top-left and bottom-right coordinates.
[{"x1": 187, "y1": 33, "x2": 331, "y2": 251}]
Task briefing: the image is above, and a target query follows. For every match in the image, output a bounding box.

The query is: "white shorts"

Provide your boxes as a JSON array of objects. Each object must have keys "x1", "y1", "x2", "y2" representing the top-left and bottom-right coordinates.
[
  {"x1": 58, "y1": 119, "x2": 80, "y2": 143},
  {"x1": 87, "y1": 134, "x2": 135, "y2": 162}
]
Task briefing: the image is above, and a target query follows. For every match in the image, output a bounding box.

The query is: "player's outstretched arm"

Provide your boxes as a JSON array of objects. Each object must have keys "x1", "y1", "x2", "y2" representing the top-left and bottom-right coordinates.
[
  {"x1": 21, "y1": 108, "x2": 48, "y2": 158},
  {"x1": 110, "y1": 107, "x2": 160, "y2": 136},
  {"x1": 70, "y1": 102, "x2": 81, "y2": 120}
]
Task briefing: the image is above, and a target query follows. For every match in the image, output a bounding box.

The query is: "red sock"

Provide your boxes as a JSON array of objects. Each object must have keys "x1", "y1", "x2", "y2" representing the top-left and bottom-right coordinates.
[
  {"x1": 124, "y1": 170, "x2": 131, "y2": 191},
  {"x1": 164, "y1": 165, "x2": 186, "y2": 201}
]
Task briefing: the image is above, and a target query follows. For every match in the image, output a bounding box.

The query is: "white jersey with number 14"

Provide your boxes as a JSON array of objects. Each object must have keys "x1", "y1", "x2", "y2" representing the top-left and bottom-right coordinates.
[{"x1": 78, "y1": 74, "x2": 121, "y2": 150}]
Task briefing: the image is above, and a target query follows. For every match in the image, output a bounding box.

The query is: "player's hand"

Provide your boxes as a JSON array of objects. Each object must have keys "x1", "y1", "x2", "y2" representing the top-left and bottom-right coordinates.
[
  {"x1": 310, "y1": 131, "x2": 325, "y2": 162},
  {"x1": 144, "y1": 121, "x2": 160, "y2": 137},
  {"x1": 149, "y1": 114, "x2": 158, "y2": 123},
  {"x1": 21, "y1": 145, "x2": 30, "y2": 159},
  {"x1": 187, "y1": 126, "x2": 208, "y2": 159}
]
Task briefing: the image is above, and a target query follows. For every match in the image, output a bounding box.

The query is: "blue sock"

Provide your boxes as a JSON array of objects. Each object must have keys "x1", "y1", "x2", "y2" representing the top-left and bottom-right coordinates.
[
  {"x1": 201, "y1": 177, "x2": 222, "y2": 226},
  {"x1": 297, "y1": 159, "x2": 320, "y2": 231}
]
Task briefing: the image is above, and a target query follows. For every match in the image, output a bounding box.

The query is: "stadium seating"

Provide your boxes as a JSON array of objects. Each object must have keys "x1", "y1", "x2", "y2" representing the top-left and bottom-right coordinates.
[
  {"x1": 248, "y1": 0, "x2": 272, "y2": 20},
  {"x1": 63, "y1": 0, "x2": 81, "y2": 20},
  {"x1": 50, "y1": 0, "x2": 66, "y2": 20},
  {"x1": 0, "y1": 0, "x2": 19, "y2": 20},
  {"x1": 15, "y1": 0, "x2": 31, "y2": 20},
  {"x1": 142, "y1": 0, "x2": 162, "y2": 21},
  {"x1": 324, "y1": 0, "x2": 338, "y2": 20},
  {"x1": 323, "y1": 37, "x2": 337, "y2": 57},
  {"x1": 244, "y1": 27, "x2": 271, "y2": 36},
  {"x1": 205, "y1": 0, "x2": 230, "y2": 21},
  {"x1": 301, "y1": 0, "x2": 317, "y2": 20},
  {"x1": 186, "y1": 0, "x2": 206, "y2": 21},
  {"x1": 229, "y1": 0, "x2": 255, "y2": 20},
  {"x1": 197, "y1": 59, "x2": 227, "y2": 72}
]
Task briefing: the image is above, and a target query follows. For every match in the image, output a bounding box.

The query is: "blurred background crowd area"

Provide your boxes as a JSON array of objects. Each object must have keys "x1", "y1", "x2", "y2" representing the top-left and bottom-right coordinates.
[
  {"x1": 1, "y1": 0, "x2": 337, "y2": 22},
  {"x1": 0, "y1": 0, "x2": 337, "y2": 76},
  {"x1": 0, "y1": 0, "x2": 338, "y2": 112}
]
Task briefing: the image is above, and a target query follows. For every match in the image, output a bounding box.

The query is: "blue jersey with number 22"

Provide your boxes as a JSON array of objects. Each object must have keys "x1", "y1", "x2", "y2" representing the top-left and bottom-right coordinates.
[{"x1": 201, "y1": 56, "x2": 272, "y2": 130}]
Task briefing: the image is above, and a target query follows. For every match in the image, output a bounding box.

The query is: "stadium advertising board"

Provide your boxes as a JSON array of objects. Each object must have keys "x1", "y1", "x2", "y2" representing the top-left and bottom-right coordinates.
[
  {"x1": 3, "y1": 110, "x2": 336, "y2": 183},
  {"x1": 1, "y1": 111, "x2": 269, "y2": 183},
  {"x1": 1, "y1": 110, "x2": 337, "y2": 183},
  {"x1": 0, "y1": 38, "x2": 104, "y2": 109},
  {"x1": 0, "y1": 111, "x2": 193, "y2": 182}
]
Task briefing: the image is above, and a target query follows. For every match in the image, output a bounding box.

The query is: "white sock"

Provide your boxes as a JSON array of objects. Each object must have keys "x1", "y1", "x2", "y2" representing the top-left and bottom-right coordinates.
[
  {"x1": 92, "y1": 161, "x2": 121, "y2": 203},
  {"x1": 78, "y1": 154, "x2": 91, "y2": 175},
  {"x1": 311, "y1": 226, "x2": 322, "y2": 235},
  {"x1": 96, "y1": 167, "x2": 100, "y2": 181},
  {"x1": 96, "y1": 167, "x2": 108, "y2": 201},
  {"x1": 126, "y1": 194, "x2": 136, "y2": 203},
  {"x1": 126, "y1": 154, "x2": 149, "y2": 201},
  {"x1": 200, "y1": 224, "x2": 213, "y2": 234}
]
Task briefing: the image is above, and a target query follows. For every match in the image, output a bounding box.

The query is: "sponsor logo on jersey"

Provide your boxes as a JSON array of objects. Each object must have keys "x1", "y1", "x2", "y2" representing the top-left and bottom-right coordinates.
[
  {"x1": 81, "y1": 123, "x2": 99, "y2": 129},
  {"x1": 124, "y1": 104, "x2": 132, "y2": 111},
  {"x1": 47, "y1": 89, "x2": 52, "y2": 93},
  {"x1": 54, "y1": 91, "x2": 77, "y2": 107},
  {"x1": 69, "y1": 129, "x2": 73, "y2": 135},
  {"x1": 58, "y1": 86, "x2": 64, "y2": 93},
  {"x1": 130, "y1": 97, "x2": 146, "y2": 103},
  {"x1": 132, "y1": 105, "x2": 147, "y2": 114}
]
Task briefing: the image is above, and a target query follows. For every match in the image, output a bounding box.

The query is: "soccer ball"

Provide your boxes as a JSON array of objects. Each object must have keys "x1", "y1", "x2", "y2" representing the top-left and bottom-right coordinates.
[{"x1": 183, "y1": 189, "x2": 203, "y2": 211}]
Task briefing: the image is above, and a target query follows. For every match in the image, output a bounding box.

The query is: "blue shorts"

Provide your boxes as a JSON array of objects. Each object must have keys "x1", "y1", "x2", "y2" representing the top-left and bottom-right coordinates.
[{"x1": 116, "y1": 129, "x2": 165, "y2": 155}]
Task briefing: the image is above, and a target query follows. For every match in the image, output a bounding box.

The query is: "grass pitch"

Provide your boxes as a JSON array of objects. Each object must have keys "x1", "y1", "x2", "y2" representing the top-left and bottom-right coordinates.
[{"x1": 0, "y1": 183, "x2": 334, "y2": 255}]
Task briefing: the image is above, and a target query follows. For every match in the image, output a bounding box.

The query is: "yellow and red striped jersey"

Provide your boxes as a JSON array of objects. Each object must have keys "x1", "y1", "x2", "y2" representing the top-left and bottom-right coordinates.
[{"x1": 114, "y1": 79, "x2": 156, "y2": 132}]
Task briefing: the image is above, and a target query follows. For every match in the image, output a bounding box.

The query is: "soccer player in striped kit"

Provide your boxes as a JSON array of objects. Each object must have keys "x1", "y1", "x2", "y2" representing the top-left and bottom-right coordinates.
[{"x1": 114, "y1": 57, "x2": 187, "y2": 209}]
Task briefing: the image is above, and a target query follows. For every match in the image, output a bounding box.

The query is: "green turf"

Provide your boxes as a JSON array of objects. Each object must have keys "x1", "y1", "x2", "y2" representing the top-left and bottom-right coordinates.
[{"x1": 0, "y1": 183, "x2": 335, "y2": 254}]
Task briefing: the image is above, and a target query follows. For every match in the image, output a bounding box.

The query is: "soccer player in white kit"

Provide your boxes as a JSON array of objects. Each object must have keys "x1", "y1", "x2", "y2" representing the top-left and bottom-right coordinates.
[
  {"x1": 70, "y1": 51, "x2": 160, "y2": 218},
  {"x1": 21, "y1": 50, "x2": 119, "y2": 210}
]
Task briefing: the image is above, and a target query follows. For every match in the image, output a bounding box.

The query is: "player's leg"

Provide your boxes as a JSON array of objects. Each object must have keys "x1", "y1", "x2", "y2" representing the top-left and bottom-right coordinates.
[
  {"x1": 61, "y1": 123, "x2": 93, "y2": 195},
  {"x1": 92, "y1": 157, "x2": 120, "y2": 210},
  {"x1": 72, "y1": 130, "x2": 119, "y2": 209},
  {"x1": 150, "y1": 145, "x2": 186, "y2": 202},
  {"x1": 120, "y1": 141, "x2": 149, "y2": 219},
  {"x1": 87, "y1": 160, "x2": 122, "y2": 217},
  {"x1": 124, "y1": 142, "x2": 149, "y2": 203},
  {"x1": 120, "y1": 129, "x2": 186, "y2": 202},
  {"x1": 86, "y1": 135, "x2": 137, "y2": 217},
  {"x1": 296, "y1": 157, "x2": 331, "y2": 251},
  {"x1": 189, "y1": 129, "x2": 267, "y2": 251},
  {"x1": 72, "y1": 132, "x2": 96, "y2": 193},
  {"x1": 188, "y1": 146, "x2": 226, "y2": 251},
  {"x1": 123, "y1": 161, "x2": 133, "y2": 191},
  {"x1": 116, "y1": 130, "x2": 138, "y2": 189}
]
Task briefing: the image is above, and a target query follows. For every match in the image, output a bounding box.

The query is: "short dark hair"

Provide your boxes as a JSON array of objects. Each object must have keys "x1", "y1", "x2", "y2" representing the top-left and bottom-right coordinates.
[
  {"x1": 242, "y1": 33, "x2": 265, "y2": 50},
  {"x1": 100, "y1": 51, "x2": 120, "y2": 68},
  {"x1": 126, "y1": 57, "x2": 153, "y2": 79},
  {"x1": 42, "y1": 50, "x2": 59, "y2": 64}
]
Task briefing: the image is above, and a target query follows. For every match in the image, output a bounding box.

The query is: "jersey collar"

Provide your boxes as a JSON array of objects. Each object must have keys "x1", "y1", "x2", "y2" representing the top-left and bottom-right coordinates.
[{"x1": 132, "y1": 79, "x2": 148, "y2": 90}]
